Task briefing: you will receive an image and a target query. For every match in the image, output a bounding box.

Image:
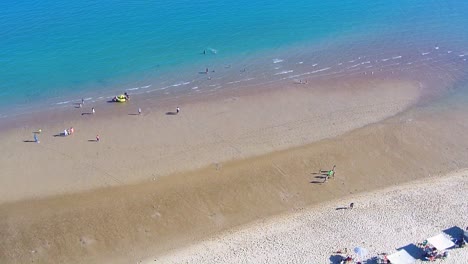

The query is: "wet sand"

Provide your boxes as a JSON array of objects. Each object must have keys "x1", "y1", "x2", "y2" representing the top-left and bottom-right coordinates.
[
  {"x1": 0, "y1": 79, "x2": 420, "y2": 203},
  {"x1": 1, "y1": 81, "x2": 468, "y2": 263}
]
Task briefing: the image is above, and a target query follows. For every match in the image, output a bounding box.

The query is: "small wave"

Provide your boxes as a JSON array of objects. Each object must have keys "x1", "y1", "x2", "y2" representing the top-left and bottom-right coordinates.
[
  {"x1": 127, "y1": 87, "x2": 139, "y2": 91},
  {"x1": 274, "y1": 70, "x2": 293, "y2": 75},
  {"x1": 273, "y1": 59, "x2": 284, "y2": 64},
  {"x1": 141, "y1": 85, "x2": 151, "y2": 89},
  {"x1": 338, "y1": 62, "x2": 343, "y2": 65},
  {"x1": 274, "y1": 67, "x2": 280, "y2": 70},
  {"x1": 297, "y1": 61, "x2": 304, "y2": 64},
  {"x1": 56, "y1": 101, "x2": 71, "y2": 105},
  {"x1": 421, "y1": 52, "x2": 430, "y2": 56},
  {"x1": 459, "y1": 54, "x2": 465, "y2": 57},
  {"x1": 348, "y1": 63, "x2": 361, "y2": 69},
  {"x1": 226, "y1": 80, "x2": 241, "y2": 84},
  {"x1": 242, "y1": 78, "x2": 255, "y2": 81},
  {"x1": 392, "y1": 56, "x2": 402, "y2": 59},
  {"x1": 447, "y1": 51, "x2": 452, "y2": 54},
  {"x1": 312, "y1": 63, "x2": 318, "y2": 67},
  {"x1": 361, "y1": 61, "x2": 371, "y2": 65},
  {"x1": 191, "y1": 86, "x2": 199, "y2": 90},
  {"x1": 311, "y1": 67, "x2": 331, "y2": 73},
  {"x1": 348, "y1": 60, "x2": 355, "y2": 63},
  {"x1": 172, "y1": 81, "x2": 191, "y2": 87},
  {"x1": 381, "y1": 58, "x2": 390, "y2": 62},
  {"x1": 407, "y1": 62, "x2": 413, "y2": 65}
]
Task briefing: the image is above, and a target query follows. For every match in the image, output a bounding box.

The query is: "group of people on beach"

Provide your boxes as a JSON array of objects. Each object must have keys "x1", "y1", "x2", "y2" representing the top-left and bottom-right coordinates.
[
  {"x1": 31, "y1": 90, "x2": 183, "y2": 143},
  {"x1": 319, "y1": 165, "x2": 336, "y2": 182}
]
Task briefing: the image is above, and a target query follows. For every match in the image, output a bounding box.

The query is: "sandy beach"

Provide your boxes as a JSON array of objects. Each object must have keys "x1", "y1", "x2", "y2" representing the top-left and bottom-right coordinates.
[
  {"x1": 0, "y1": 79, "x2": 421, "y2": 203},
  {"x1": 1, "y1": 74, "x2": 468, "y2": 263},
  {"x1": 152, "y1": 170, "x2": 468, "y2": 263}
]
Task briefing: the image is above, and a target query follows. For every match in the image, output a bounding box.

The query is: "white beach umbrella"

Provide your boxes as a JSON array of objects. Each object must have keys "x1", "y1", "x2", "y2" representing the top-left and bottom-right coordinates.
[{"x1": 353, "y1": 247, "x2": 368, "y2": 259}]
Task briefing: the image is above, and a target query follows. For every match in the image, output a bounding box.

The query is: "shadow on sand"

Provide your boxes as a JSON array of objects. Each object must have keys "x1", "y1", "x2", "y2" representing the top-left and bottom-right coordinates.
[
  {"x1": 309, "y1": 180, "x2": 323, "y2": 184},
  {"x1": 335, "y1": 207, "x2": 349, "y2": 210},
  {"x1": 166, "y1": 111, "x2": 178, "y2": 115}
]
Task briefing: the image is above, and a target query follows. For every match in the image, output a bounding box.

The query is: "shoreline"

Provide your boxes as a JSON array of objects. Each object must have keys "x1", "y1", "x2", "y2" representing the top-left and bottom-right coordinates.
[{"x1": 2, "y1": 92, "x2": 468, "y2": 263}]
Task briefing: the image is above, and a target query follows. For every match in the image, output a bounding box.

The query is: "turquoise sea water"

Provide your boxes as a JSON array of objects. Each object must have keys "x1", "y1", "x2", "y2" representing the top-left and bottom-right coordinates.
[{"x1": 1, "y1": 0, "x2": 467, "y2": 116}]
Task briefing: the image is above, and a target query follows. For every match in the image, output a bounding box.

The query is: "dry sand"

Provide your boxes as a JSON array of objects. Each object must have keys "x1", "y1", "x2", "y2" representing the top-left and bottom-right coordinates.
[
  {"x1": 151, "y1": 170, "x2": 468, "y2": 264},
  {"x1": 1, "y1": 82, "x2": 468, "y2": 263},
  {"x1": 0, "y1": 79, "x2": 420, "y2": 202}
]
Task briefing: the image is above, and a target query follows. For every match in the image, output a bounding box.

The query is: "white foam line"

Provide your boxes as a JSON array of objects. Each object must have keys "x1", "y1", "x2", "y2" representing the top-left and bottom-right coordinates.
[
  {"x1": 392, "y1": 56, "x2": 402, "y2": 59},
  {"x1": 459, "y1": 54, "x2": 465, "y2": 57},
  {"x1": 273, "y1": 59, "x2": 283, "y2": 64},
  {"x1": 274, "y1": 67, "x2": 280, "y2": 70},
  {"x1": 127, "y1": 87, "x2": 139, "y2": 91},
  {"x1": 361, "y1": 61, "x2": 371, "y2": 65},
  {"x1": 274, "y1": 70, "x2": 293, "y2": 75},
  {"x1": 365, "y1": 65, "x2": 373, "y2": 68},
  {"x1": 226, "y1": 80, "x2": 242, "y2": 85},
  {"x1": 338, "y1": 63, "x2": 343, "y2": 65},
  {"x1": 159, "y1": 85, "x2": 171, "y2": 90},
  {"x1": 348, "y1": 63, "x2": 361, "y2": 69},
  {"x1": 311, "y1": 67, "x2": 331, "y2": 73},
  {"x1": 243, "y1": 78, "x2": 255, "y2": 81},
  {"x1": 348, "y1": 60, "x2": 355, "y2": 63},
  {"x1": 84, "y1": 97, "x2": 92, "y2": 101},
  {"x1": 421, "y1": 52, "x2": 430, "y2": 56},
  {"x1": 447, "y1": 51, "x2": 452, "y2": 54},
  {"x1": 381, "y1": 58, "x2": 390, "y2": 62},
  {"x1": 407, "y1": 62, "x2": 413, "y2": 65},
  {"x1": 141, "y1": 85, "x2": 151, "y2": 89},
  {"x1": 191, "y1": 86, "x2": 198, "y2": 90},
  {"x1": 56, "y1": 101, "x2": 71, "y2": 105},
  {"x1": 312, "y1": 64, "x2": 318, "y2": 67},
  {"x1": 297, "y1": 61, "x2": 304, "y2": 64},
  {"x1": 172, "y1": 81, "x2": 191, "y2": 87}
]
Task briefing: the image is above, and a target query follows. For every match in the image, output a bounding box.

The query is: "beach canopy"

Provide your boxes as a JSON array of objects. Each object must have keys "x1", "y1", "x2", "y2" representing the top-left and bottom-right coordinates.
[
  {"x1": 387, "y1": 249, "x2": 416, "y2": 264},
  {"x1": 427, "y1": 233, "x2": 455, "y2": 250}
]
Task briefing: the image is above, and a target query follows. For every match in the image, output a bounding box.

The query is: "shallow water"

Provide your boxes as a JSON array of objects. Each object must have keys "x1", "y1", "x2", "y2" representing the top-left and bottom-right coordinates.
[{"x1": 0, "y1": 0, "x2": 467, "y2": 118}]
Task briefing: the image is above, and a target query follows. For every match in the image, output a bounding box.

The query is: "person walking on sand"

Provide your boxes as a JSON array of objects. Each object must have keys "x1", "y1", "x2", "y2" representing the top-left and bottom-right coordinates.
[
  {"x1": 176, "y1": 107, "x2": 180, "y2": 114},
  {"x1": 34, "y1": 133, "x2": 39, "y2": 143},
  {"x1": 92, "y1": 107, "x2": 95, "y2": 114},
  {"x1": 96, "y1": 135, "x2": 100, "y2": 142},
  {"x1": 349, "y1": 202, "x2": 354, "y2": 209},
  {"x1": 138, "y1": 107, "x2": 142, "y2": 115}
]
